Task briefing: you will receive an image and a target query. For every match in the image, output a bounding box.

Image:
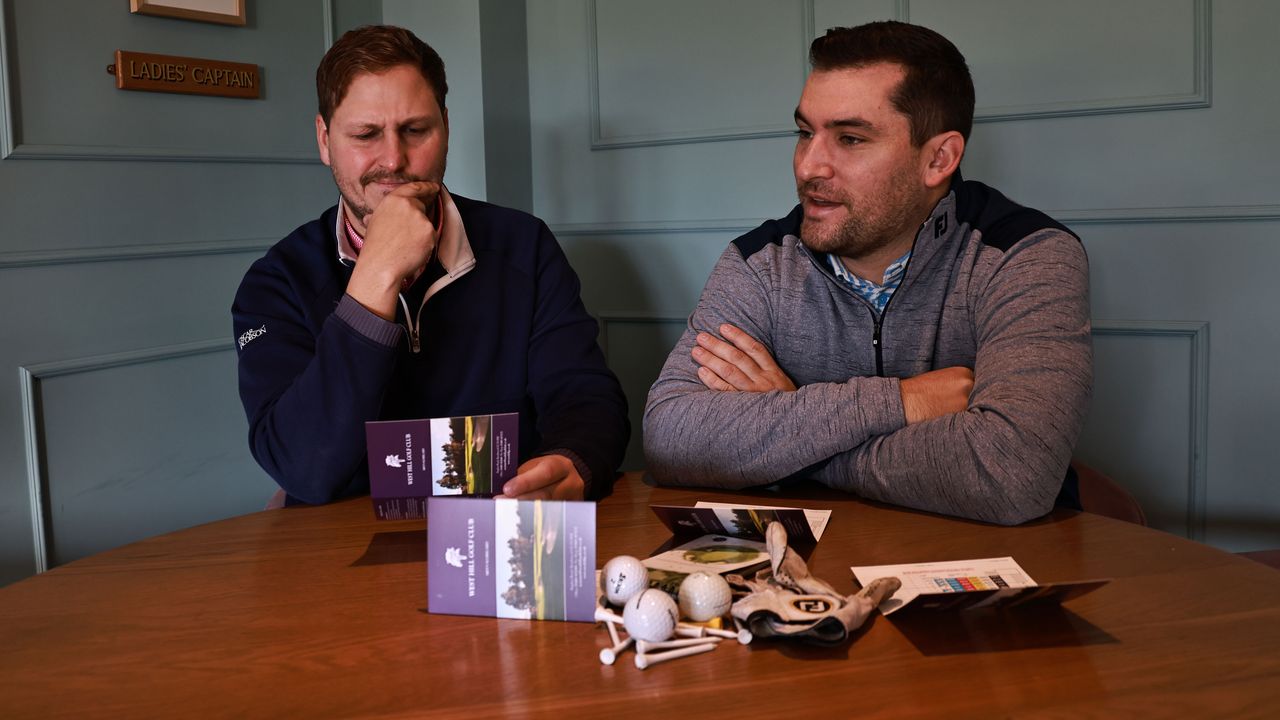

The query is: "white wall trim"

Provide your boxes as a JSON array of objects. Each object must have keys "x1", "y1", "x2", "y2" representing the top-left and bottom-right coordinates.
[
  {"x1": 1056, "y1": 204, "x2": 1280, "y2": 225},
  {"x1": 941, "y1": 0, "x2": 1212, "y2": 122},
  {"x1": 3, "y1": 144, "x2": 321, "y2": 164},
  {"x1": 551, "y1": 203, "x2": 1280, "y2": 237},
  {"x1": 596, "y1": 313, "x2": 686, "y2": 364},
  {"x1": 555, "y1": 218, "x2": 765, "y2": 237},
  {"x1": 0, "y1": 0, "x2": 14, "y2": 159},
  {"x1": 1092, "y1": 320, "x2": 1209, "y2": 541},
  {"x1": 580, "y1": 0, "x2": 1210, "y2": 151},
  {"x1": 322, "y1": 0, "x2": 334, "y2": 48},
  {"x1": 0, "y1": 237, "x2": 274, "y2": 269},
  {"x1": 0, "y1": 0, "x2": 329, "y2": 163},
  {"x1": 587, "y1": 0, "x2": 814, "y2": 150},
  {"x1": 18, "y1": 365, "x2": 47, "y2": 574},
  {"x1": 19, "y1": 339, "x2": 234, "y2": 573}
]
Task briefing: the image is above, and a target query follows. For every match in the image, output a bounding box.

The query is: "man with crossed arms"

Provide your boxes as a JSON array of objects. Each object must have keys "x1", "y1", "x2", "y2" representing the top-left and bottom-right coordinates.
[{"x1": 644, "y1": 22, "x2": 1091, "y2": 525}]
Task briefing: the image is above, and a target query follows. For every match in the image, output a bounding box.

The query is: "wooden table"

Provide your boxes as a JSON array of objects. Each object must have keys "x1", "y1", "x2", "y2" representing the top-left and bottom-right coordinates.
[{"x1": 2, "y1": 473, "x2": 1278, "y2": 718}]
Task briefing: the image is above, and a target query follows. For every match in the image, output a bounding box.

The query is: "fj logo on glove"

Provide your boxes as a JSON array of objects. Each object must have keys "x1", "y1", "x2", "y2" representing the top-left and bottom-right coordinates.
[{"x1": 791, "y1": 598, "x2": 834, "y2": 614}]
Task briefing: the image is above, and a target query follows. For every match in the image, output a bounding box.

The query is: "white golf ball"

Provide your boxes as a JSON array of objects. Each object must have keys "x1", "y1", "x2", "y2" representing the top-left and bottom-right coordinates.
[
  {"x1": 678, "y1": 571, "x2": 732, "y2": 622},
  {"x1": 622, "y1": 588, "x2": 678, "y2": 643},
  {"x1": 601, "y1": 555, "x2": 649, "y2": 606}
]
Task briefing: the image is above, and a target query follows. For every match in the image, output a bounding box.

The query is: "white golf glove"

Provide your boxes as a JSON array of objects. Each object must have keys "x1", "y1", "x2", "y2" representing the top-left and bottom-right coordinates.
[{"x1": 728, "y1": 522, "x2": 900, "y2": 645}]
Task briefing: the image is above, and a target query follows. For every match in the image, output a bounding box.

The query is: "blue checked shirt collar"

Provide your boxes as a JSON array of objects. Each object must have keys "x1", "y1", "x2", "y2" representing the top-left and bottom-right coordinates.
[{"x1": 826, "y1": 250, "x2": 912, "y2": 315}]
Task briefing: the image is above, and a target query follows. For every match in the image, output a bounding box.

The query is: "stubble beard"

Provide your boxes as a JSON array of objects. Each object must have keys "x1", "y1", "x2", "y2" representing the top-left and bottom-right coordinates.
[
  {"x1": 332, "y1": 162, "x2": 446, "y2": 227},
  {"x1": 797, "y1": 163, "x2": 924, "y2": 262}
]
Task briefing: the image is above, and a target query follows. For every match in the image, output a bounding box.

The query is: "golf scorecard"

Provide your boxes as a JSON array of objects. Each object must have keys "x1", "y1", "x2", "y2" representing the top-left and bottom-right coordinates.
[{"x1": 850, "y1": 557, "x2": 1108, "y2": 615}]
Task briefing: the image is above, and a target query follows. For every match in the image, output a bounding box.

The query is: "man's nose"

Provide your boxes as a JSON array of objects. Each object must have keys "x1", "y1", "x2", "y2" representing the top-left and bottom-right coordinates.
[
  {"x1": 376, "y1": 136, "x2": 408, "y2": 171},
  {"x1": 794, "y1": 138, "x2": 833, "y2": 183}
]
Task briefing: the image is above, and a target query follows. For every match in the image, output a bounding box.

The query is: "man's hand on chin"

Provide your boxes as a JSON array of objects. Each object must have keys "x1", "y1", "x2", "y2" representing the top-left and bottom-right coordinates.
[
  {"x1": 502, "y1": 454, "x2": 585, "y2": 501},
  {"x1": 346, "y1": 181, "x2": 441, "y2": 320}
]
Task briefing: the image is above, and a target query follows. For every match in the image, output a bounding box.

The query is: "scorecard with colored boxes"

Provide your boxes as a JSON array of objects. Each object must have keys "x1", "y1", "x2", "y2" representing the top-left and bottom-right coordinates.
[
  {"x1": 851, "y1": 557, "x2": 1108, "y2": 615},
  {"x1": 932, "y1": 574, "x2": 1011, "y2": 592}
]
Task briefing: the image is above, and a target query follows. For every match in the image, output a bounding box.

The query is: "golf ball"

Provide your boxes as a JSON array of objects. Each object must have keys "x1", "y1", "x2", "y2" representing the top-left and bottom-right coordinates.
[
  {"x1": 623, "y1": 588, "x2": 678, "y2": 643},
  {"x1": 678, "y1": 571, "x2": 732, "y2": 622},
  {"x1": 601, "y1": 555, "x2": 649, "y2": 606}
]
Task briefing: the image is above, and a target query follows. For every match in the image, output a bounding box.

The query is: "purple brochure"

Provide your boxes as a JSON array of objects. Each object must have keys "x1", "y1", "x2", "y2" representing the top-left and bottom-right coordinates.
[
  {"x1": 428, "y1": 497, "x2": 597, "y2": 622},
  {"x1": 365, "y1": 413, "x2": 519, "y2": 520}
]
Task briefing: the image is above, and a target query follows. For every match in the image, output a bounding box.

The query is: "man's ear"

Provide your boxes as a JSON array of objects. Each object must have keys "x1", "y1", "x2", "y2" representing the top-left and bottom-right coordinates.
[
  {"x1": 315, "y1": 114, "x2": 331, "y2": 167},
  {"x1": 921, "y1": 131, "x2": 965, "y2": 189}
]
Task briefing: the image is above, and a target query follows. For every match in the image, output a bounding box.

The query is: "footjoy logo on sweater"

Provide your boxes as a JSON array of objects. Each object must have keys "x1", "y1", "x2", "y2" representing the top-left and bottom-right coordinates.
[{"x1": 237, "y1": 325, "x2": 267, "y2": 349}]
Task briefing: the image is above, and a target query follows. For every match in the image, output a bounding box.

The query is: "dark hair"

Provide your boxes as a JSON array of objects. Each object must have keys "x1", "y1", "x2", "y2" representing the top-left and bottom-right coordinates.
[
  {"x1": 316, "y1": 25, "x2": 448, "y2": 125},
  {"x1": 809, "y1": 21, "x2": 974, "y2": 146}
]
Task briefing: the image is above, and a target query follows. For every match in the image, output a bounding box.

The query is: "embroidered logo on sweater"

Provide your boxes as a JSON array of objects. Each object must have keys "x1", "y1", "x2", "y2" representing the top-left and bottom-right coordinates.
[{"x1": 237, "y1": 325, "x2": 267, "y2": 349}]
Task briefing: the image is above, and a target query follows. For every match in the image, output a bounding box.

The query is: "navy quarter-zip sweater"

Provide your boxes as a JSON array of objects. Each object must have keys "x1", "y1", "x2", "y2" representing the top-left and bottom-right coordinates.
[{"x1": 232, "y1": 193, "x2": 629, "y2": 504}]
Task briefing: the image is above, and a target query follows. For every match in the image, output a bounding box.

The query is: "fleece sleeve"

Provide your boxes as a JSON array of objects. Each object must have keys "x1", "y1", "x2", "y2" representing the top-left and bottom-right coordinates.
[
  {"x1": 643, "y1": 245, "x2": 906, "y2": 488},
  {"x1": 525, "y1": 222, "x2": 630, "y2": 500},
  {"x1": 233, "y1": 260, "x2": 402, "y2": 505},
  {"x1": 814, "y1": 230, "x2": 1092, "y2": 525}
]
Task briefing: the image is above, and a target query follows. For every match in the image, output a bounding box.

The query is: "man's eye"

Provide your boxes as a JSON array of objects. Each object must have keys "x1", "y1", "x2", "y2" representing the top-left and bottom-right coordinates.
[
  {"x1": 839, "y1": 135, "x2": 862, "y2": 146},
  {"x1": 404, "y1": 127, "x2": 427, "y2": 136},
  {"x1": 794, "y1": 129, "x2": 813, "y2": 140},
  {"x1": 354, "y1": 131, "x2": 378, "y2": 141}
]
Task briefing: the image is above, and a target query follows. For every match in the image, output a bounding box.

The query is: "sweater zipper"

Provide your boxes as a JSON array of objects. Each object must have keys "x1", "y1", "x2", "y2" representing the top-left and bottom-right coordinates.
[
  {"x1": 871, "y1": 313, "x2": 884, "y2": 376},
  {"x1": 871, "y1": 249, "x2": 915, "y2": 377},
  {"x1": 396, "y1": 292, "x2": 424, "y2": 354},
  {"x1": 802, "y1": 227, "x2": 922, "y2": 376}
]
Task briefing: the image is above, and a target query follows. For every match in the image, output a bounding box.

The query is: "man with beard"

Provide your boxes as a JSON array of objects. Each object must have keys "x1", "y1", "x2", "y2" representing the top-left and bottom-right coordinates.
[
  {"x1": 233, "y1": 26, "x2": 628, "y2": 505},
  {"x1": 643, "y1": 22, "x2": 1091, "y2": 525}
]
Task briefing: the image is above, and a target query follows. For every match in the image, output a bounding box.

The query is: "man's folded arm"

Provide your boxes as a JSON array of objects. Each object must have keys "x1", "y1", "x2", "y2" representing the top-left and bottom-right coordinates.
[
  {"x1": 815, "y1": 231, "x2": 1093, "y2": 525},
  {"x1": 643, "y1": 246, "x2": 906, "y2": 487},
  {"x1": 235, "y1": 269, "x2": 400, "y2": 505}
]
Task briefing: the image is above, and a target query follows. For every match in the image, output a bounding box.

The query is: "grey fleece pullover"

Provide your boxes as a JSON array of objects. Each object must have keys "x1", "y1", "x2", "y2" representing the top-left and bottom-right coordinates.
[{"x1": 643, "y1": 178, "x2": 1092, "y2": 525}]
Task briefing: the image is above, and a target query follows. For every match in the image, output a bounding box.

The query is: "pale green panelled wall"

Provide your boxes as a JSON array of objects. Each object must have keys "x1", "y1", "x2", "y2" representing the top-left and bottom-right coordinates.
[
  {"x1": 0, "y1": 0, "x2": 384, "y2": 585},
  {"x1": 3, "y1": 1, "x2": 1277, "y2": 587},
  {"x1": 525, "y1": 0, "x2": 1280, "y2": 551}
]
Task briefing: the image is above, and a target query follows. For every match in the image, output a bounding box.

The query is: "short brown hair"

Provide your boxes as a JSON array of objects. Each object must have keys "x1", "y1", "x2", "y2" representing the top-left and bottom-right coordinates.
[
  {"x1": 809, "y1": 22, "x2": 974, "y2": 146},
  {"x1": 316, "y1": 25, "x2": 448, "y2": 125}
]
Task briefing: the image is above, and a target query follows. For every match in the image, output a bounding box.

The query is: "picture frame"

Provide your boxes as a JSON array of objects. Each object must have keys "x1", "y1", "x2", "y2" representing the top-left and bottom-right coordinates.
[{"x1": 130, "y1": 0, "x2": 246, "y2": 27}]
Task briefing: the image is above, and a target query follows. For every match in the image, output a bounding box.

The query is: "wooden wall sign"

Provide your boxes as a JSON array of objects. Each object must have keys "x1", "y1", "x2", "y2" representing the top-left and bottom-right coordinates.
[{"x1": 110, "y1": 50, "x2": 261, "y2": 99}]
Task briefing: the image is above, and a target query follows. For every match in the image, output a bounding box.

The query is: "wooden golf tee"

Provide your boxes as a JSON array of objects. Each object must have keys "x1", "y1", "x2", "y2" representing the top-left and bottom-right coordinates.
[
  {"x1": 634, "y1": 642, "x2": 717, "y2": 669},
  {"x1": 599, "y1": 636, "x2": 633, "y2": 666},
  {"x1": 676, "y1": 622, "x2": 739, "y2": 640},
  {"x1": 635, "y1": 637, "x2": 719, "y2": 653},
  {"x1": 594, "y1": 607, "x2": 624, "y2": 625}
]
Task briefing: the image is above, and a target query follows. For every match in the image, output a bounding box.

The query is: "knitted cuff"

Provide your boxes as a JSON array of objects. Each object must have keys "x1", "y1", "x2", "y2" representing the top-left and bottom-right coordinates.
[{"x1": 335, "y1": 294, "x2": 403, "y2": 348}]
